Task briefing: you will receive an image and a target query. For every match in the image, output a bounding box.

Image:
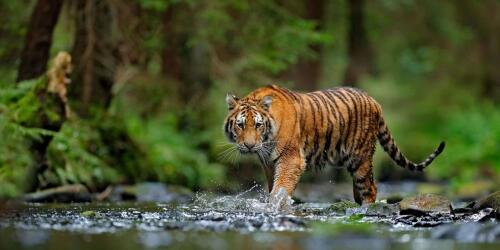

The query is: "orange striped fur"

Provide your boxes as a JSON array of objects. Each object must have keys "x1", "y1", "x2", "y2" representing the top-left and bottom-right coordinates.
[{"x1": 224, "y1": 85, "x2": 445, "y2": 205}]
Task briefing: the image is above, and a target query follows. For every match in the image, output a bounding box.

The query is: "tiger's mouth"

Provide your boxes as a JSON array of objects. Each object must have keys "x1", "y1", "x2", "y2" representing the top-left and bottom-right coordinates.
[{"x1": 237, "y1": 143, "x2": 262, "y2": 154}]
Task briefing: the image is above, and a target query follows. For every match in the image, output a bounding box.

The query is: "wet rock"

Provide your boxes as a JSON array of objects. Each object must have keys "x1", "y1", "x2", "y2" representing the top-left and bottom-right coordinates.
[
  {"x1": 475, "y1": 208, "x2": 499, "y2": 222},
  {"x1": 399, "y1": 194, "x2": 452, "y2": 215},
  {"x1": 365, "y1": 202, "x2": 399, "y2": 217},
  {"x1": 23, "y1": 184, "x2": 91, "y2": 203},
  {"x1": 108, "y1": 185, "x2": 137, "y2": 201},
  {"x1": 472, "y1": 191, "x2": 500, "y2": 211},
  {"x1": 394, "y1": 213, "x2": 453, "y2": 227},
  {"x1": 80, "y1": 210, "x2": 99, "y2": 218},
  {"x1": 432, "y1": 222, "x2": 500, "y2": 242},
  {"x1": 325, "y1": 200, "x2": 360, "y2": 215},
  {"x1": 385, "y1": 195, "x2": 403, "y2": 204}
]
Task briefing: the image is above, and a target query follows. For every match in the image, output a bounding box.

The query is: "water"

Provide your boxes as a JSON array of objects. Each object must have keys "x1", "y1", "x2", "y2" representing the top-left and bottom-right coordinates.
[{"x1": 0, "y1": 185, "x2": 498, "y2": 250}]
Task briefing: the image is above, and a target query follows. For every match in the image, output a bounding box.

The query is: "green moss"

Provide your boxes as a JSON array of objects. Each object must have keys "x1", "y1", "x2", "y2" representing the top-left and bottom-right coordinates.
[
  {"x1": 325, "y1": 200, "x2": 360, "y2": 214},
  {"x1": 80, "y1": 210, "x2": 99, "y2": 218}
]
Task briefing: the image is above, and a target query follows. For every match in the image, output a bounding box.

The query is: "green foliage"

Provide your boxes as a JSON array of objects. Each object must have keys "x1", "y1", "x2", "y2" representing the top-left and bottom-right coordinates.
[
  {"x1": 124, "y1": 112, "x2": 225, "y2": 190},
  {"x1": 45, "y1": 120, "x2": 122, "y2": 189},
  {"x1": 0, "y1": 79, "x2": 45, "y2": 197},
  {"x1": 436, "y1": 103, "x2": 500, "y2": 188},
  {"x1": 0, "y1": 0, "x2": 34, "y2": 82}
]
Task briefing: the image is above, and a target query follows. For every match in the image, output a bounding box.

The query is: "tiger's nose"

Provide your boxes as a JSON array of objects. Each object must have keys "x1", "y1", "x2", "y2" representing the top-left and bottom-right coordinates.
[{"x1": 244, "y1": 142, "x2": 255, "y2": 150}]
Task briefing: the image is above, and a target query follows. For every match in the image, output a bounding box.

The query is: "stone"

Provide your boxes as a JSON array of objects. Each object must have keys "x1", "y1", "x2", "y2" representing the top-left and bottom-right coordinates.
[
  {"x1": 325, "y1": 200, "x2": 360, "y2": 215},
  {"x1": 399, "y1": 193, "x2": 452, "y2": 215},
  {"x1": 366, "y1": 202, "x2": 399, "y2": 216},
  {"x1": 472, "y1": 191, "x2": 500, "y2": 211}
]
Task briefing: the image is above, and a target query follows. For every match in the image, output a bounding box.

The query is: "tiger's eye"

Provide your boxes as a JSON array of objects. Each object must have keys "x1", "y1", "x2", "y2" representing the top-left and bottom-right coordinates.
[{"x1": 255, "y1": 122, "x2": 263, "y2": 128}]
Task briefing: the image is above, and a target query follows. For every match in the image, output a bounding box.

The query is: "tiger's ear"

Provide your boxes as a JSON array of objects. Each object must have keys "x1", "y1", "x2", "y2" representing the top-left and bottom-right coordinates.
[
  {"x1": 226, "y1": 94, "x2": 238, "y2": 110},
  {"x1": 261, "y1": 95, "x2": 273, "y2": 111}
]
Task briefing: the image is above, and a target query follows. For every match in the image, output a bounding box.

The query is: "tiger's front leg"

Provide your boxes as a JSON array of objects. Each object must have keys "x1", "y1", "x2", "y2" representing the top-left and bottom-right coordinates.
[{"x1": 269, "y1": 148, "x2": 305, "y2": 204}]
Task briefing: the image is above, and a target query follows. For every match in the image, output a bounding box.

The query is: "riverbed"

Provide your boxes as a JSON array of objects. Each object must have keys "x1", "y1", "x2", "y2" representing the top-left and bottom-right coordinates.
[{"x1": 0, "y1": 184, "x2": 498, "y2": 250}]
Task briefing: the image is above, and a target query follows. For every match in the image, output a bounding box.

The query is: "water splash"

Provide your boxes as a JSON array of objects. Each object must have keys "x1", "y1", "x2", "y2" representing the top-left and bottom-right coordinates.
[
  {"x1": 268, "y1": 187, "x2": 294, "y2": 214},
  {"x1": 189, "y1": 185, "x2": 294, "y2": 214}
]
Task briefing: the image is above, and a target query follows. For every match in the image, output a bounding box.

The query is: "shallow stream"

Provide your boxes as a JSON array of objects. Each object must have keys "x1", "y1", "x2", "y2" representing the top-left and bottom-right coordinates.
[{"x1": 0, "y1": 184, "x2": 498, "y2": 250}]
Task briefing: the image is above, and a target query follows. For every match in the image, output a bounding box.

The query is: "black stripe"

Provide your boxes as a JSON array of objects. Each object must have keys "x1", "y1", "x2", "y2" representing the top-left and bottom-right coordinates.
[
  {"x1": 380, "y1": 137, "x2": 390, "y2": 147},
  {"x1": 362, "y1": 190, "x2": 372, "y2": 196},
  {"x1": 272, "y1": 86, "x2": 294, "y2": 102},
  {"x1": 332, "y1": 91, "x2": 352, "y2": 144},
  {"x1": 344, "y1": 89, "x2": 361, "y2": 152},
  {"x1": 325, "y1": 91, "x2": 344, "y2": 158},
  {"x1": 310, "y1": 94, "x2": 324, "y2": 126},
  {"x1": 408, "y1": 163, "x2": 416, "y2": 171}
]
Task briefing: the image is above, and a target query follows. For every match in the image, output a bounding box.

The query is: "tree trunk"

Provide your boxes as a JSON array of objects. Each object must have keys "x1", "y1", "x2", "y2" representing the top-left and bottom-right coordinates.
[
  {"x1": 343, "y1": 0, "x2": 374, "y2": 87},
  {"x1": 23, "y1": 52, "x2": 72, "y2": 192},
  {"x1": 456, "y1": 0, "x2": 500, "y2": 100},
  {"x1": 70, "y1": 0, "x2": 117, "y2": 116},
  {"x1": 160, "y1": 4, "x2": 212, "y2": 132},
  {"x1": 161, "y1": 5, "x2": 183, "y2": 82},
  {"x1": 281, "y1": 0, "x2": 324, "y2": 91},
  {"x1": 17, "y1": 0, "x2": 64, "y2": 82}
]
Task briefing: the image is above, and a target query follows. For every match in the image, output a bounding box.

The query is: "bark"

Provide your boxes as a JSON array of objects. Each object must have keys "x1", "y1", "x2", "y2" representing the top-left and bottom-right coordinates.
[
  {"x1": 161, "y1": 5, "x2": 183, "y2": 82},
  {"x1": 17, "y1": 0, "x2": 64, "y2": 82},
  {"x1": 71, "y1": 0, "x2": 117, "y2": 115},
  {"x1": 282, "y1": 0, "x2": 324, "y2": 91},
  {"x1": 343, "y1": 0, "x2": 374, "y2": 86},
  {"x1": 160, "y1": 3, "x2": 212, "y2": 129},
  {"x1": 456, "y1": 0, "x2": 500, "y2": 100}
]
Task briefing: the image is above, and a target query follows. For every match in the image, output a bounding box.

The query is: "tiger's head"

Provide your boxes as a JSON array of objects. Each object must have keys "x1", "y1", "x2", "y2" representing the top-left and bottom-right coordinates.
[{"x1": 224, "y1": 94, "x2": 276, "y2": 154}]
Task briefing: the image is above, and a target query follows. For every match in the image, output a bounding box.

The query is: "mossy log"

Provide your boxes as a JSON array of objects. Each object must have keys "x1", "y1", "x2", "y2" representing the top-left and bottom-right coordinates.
[{"x1": 11, "y1": 52, "x2": 72, "y2": 192}]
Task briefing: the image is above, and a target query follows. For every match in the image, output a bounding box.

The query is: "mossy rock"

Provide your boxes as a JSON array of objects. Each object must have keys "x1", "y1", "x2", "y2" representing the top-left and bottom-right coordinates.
[
  {"x1": 366, "y1": 202, "x2": 399, "y2": 216},
  {"x1": 472, "y1": 191, "x2": 500, "y2": 211},
  {"x1": 80, "y1": 210, "x2": 99, "y2": 218},
  {"x1": 399, "y1": 194, "x2": 452, "y2": 215},
  {"x1": 326, "y1": 200, "x2": 360, "y2": 214}
]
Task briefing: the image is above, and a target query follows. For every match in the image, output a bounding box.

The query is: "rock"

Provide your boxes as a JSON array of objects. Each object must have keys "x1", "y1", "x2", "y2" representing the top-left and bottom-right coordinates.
[
  {"x1": 399, "y1": 194, "x2": 452, "y2": 215},
  {"x1": 366, "y1": 202, "x2": 399, "y2": 216},
  {"x1": 23, "y1": 184, "x2": 91, "y2": 203},
  {"x1": 108, "y1": 185, "x2": 137, "y2": 201},
  {"x1": 432, "y1": 223, "x2": 500, "y2": 243},
  {"x1": 325, "y1": 200, "x2": 360, "y2": 215},
  {"x1": 385, "y1": 195, "x2": 403, "y2": 204},
  {"x1": 472, "y1": 191, "x2": 500, "y2": 211},
  {"x1": 80, "y1": 210, "x2": 99, "y2": 218}
]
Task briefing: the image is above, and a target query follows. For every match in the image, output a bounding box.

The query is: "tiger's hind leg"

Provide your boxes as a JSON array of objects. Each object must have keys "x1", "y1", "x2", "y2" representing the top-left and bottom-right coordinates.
[{"x1": 349, "y1": 160, "x2": 377, "y2": 205}]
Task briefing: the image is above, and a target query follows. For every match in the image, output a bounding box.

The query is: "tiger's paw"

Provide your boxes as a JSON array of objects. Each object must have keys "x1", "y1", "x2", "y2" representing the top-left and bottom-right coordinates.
[{"x1": 269, "y1": 187, "x2": 294, "y2": 213}]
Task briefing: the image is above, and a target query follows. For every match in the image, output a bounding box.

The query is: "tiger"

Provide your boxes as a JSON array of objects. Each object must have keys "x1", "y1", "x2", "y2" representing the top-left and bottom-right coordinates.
[{"x1": 223, "y1": 84, "x2": 445, "y2": 205}]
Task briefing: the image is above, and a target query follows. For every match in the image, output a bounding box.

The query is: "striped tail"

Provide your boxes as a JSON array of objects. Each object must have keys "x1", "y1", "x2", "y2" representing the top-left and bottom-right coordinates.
[{"x1": 377, "y1": 119, "x2": 445, "y2": 171}]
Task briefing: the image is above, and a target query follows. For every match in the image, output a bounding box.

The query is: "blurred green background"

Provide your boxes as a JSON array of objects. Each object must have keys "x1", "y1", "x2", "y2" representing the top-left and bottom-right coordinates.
[{"x1": 0, "y1": 0, "x2": 499, "y2": 199}]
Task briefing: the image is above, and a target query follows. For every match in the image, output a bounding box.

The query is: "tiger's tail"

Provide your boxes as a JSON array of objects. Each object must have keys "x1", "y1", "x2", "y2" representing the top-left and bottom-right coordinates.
[{"x1": 377, "y1": 118, "x2": 445, "y2": 171}]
